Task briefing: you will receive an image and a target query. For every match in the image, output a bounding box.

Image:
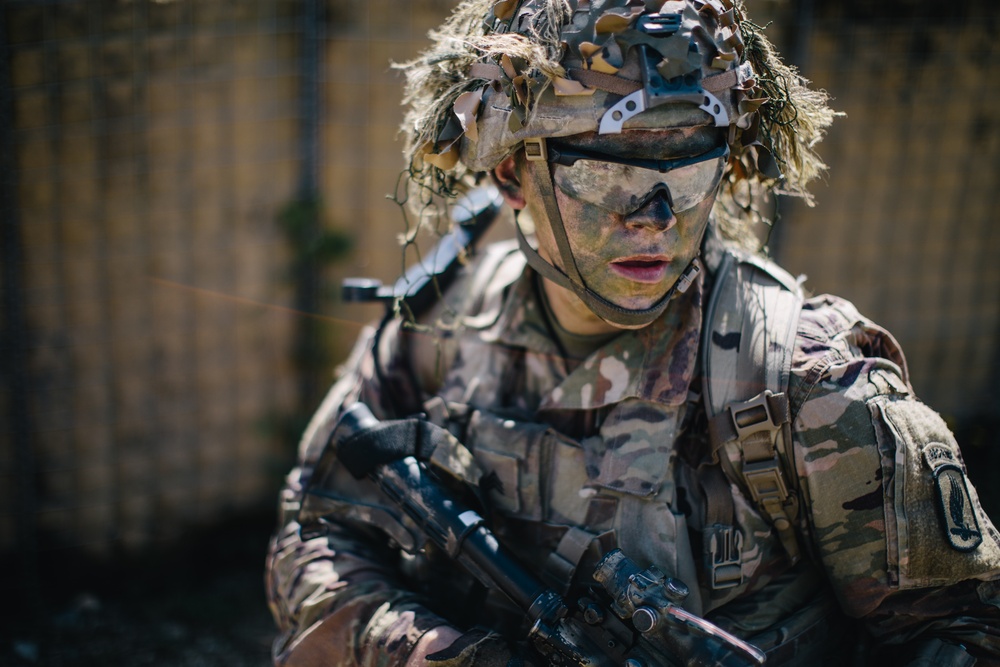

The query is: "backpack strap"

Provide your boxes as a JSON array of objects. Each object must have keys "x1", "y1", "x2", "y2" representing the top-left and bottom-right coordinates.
[{"x1": 701, "y1": 247, "x2": 805, "y2": 568}]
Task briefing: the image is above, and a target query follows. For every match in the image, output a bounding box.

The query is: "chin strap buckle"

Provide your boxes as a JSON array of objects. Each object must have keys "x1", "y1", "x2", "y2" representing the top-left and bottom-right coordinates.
[
  {"x1": 675, "y1": 258, "x2": 702, "y2": 294},
  {"x1": 523, "y1": 137, "x2": 547, "y2": 161}
]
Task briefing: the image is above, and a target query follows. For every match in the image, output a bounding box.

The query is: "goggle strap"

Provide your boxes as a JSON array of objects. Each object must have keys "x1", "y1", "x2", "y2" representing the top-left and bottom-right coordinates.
[
  {"x1": 516, "y1": 217, "x2": 700, "y2": 328},
  {"x1": 514, "y1": 220, "x2": 578, "y2": 295},
  {"x1": 525, "y1": 142, "x2": 587, "y2": 290}
]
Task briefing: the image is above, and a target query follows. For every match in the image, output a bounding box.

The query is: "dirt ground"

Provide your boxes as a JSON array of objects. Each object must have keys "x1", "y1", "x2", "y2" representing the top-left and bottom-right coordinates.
[{"x1": 1, "y1": 513, "x2": 277, "y2": 667}]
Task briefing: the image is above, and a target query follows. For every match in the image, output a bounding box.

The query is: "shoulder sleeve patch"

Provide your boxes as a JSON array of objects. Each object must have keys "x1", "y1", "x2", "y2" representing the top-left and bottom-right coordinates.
[
  {"x1": 872, "y1": 396, "x2": 1000, "y2": 589},
  {"x1": 923, "y1": 444, "x2": 984, "y2": 552}
]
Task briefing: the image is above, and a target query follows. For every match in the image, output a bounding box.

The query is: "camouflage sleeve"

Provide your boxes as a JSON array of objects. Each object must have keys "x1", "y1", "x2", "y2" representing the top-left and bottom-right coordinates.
[
  {"x1": 265, "y1": 321, "x2": 451, "y2": 666},
  {"x1": 789, "y1": 295, "x2": 1000, "y2": 660}
]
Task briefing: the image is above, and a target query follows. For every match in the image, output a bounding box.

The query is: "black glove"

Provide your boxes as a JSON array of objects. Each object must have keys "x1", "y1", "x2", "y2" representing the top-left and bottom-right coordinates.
[{"x1": 425, "y1": 629, "x2": 542, "y2": 667}]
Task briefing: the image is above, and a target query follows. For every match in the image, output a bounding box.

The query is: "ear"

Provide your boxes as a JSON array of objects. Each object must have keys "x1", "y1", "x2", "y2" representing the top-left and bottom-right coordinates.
[{"x1": 490, "y1": 155, "x2": 526, "y2": 210}]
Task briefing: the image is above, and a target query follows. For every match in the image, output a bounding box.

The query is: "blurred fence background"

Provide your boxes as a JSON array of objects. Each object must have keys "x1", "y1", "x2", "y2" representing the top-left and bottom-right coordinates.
[{"x1": 1, "y1": 0, "x2": 998, "y2": 665}]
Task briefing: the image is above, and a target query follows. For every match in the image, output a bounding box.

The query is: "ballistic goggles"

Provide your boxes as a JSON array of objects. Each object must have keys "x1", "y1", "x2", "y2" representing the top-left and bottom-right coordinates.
[{"x1": 524, "y1": 137, "x2": 729, "y2": 216}]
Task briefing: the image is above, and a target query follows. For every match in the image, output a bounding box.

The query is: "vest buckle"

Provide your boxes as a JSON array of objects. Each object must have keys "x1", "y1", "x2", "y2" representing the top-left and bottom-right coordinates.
[{"x1": 706, "y1": 524, "x2": 744, "y2": 590}]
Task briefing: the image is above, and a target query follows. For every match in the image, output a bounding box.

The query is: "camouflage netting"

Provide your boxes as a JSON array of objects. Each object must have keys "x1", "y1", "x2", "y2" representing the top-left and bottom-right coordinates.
[{"x1": 395, "y1": 0, "x2": 837, "y2": 249}]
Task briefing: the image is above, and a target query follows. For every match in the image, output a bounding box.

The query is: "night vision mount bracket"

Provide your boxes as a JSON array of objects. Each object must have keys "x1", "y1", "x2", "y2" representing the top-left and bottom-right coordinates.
[{"x1": 599, "y1": 13, "x2": 730, "y2": 134}]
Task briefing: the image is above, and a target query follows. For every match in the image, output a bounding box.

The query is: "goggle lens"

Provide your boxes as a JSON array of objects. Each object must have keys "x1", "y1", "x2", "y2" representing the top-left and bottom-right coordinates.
[{"x1": 547, "y1": 143, "x2": 729, "y2": 215}]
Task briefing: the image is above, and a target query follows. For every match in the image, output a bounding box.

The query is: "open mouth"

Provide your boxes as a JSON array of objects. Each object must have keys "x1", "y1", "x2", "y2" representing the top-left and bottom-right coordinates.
[{"x1": 610, "y1": 258, "x2": 669, "y2": 283}]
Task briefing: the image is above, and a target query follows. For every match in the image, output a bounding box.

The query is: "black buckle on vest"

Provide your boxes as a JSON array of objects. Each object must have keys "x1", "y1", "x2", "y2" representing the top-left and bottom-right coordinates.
[{"x1": 706, "y1": 524, "x2": 744, "y2": 589}]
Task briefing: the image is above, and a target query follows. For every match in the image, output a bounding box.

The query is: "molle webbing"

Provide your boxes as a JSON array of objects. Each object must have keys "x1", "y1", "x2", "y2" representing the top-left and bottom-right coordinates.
[{"x1": 566, "y1": 68, "x2": 642, "y2": 96}]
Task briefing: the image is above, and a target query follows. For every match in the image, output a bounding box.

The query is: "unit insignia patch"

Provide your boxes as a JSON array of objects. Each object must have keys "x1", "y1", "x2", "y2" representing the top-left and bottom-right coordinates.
[{"x1": 934, "y1": 464, "x2": 983, "y2": 552}]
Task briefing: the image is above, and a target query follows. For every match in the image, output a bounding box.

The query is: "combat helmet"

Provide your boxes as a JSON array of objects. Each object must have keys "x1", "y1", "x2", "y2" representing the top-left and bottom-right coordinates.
[{"x1": 399, "y1": 0, "x2": 835, "y2": 327}]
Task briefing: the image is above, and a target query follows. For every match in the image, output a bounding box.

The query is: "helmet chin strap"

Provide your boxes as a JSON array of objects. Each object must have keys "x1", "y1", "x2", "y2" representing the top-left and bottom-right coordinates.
[{"x1": 516, "y1": 148, "x2": 701, "y2": 329}]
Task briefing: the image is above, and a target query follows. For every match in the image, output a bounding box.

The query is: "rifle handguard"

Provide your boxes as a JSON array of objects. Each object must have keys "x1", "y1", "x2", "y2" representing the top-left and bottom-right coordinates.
[{"x1": 331, "y1": 403, "x2": 767, "y2": 667}]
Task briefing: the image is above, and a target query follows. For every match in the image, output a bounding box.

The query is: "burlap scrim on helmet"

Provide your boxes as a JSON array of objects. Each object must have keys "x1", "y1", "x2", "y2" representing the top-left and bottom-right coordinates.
[{"x1": 394, "y1": 0, "x2": 837, "y2": 248}]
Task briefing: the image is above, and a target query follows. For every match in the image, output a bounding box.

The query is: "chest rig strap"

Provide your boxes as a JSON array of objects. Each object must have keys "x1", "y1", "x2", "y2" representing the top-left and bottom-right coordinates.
[
  {"x1": 709, "y1": 390, "x2": 800, "y2": 563},
  {"x1": 701, "y1": 247, "x2": 805, "y2": 578},
  {"x1": 699, "y1": 460, "x2": 744, "y2": 590}
]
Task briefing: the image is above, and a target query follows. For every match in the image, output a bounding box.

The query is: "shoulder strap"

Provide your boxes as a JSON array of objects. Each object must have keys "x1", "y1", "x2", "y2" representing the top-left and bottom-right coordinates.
[
  {"x1": 458, "y1": 239, "x2": 525, "y2": 329},
  {"x1": 701, "y1": 247, "x2": 805, "y2": 564}
]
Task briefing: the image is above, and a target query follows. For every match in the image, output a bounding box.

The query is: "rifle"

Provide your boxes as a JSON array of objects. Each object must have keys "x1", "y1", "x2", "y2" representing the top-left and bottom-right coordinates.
[
  {"x1": 341, "y1": 186, "x2": 504, "y2": 318},
  {"x1": 323, "y1": 402, "x2": 766, "y2": 667}
]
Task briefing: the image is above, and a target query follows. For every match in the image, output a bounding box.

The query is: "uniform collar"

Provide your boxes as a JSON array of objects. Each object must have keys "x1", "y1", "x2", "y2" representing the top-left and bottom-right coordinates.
[{"x1": 489, "y1": 265, "x2": 704, "y2": 411}]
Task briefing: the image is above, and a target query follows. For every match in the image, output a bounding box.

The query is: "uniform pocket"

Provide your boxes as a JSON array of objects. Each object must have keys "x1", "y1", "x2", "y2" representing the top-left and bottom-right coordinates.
[
  {"x1": 466, "y1": 410, "x2": 590, "y2": 523},
  {"x1": 584, "y1": 399, "x2": 679, "y2": 498}
]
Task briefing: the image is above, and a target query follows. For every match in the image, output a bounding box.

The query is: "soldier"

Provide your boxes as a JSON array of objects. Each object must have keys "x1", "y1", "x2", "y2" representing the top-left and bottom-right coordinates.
[{"x1": 266, "y1": 1, "x2": 1000, "y2": 665}]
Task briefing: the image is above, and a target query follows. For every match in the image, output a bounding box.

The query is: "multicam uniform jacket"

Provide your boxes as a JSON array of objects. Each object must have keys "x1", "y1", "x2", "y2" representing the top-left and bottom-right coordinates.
[{"x1": 266, "y1": 239, "x2": 1000, "y2": 666}]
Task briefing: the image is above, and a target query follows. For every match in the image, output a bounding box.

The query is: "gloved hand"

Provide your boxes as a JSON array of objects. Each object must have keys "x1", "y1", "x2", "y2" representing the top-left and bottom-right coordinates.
[{"x1": 425, "y1": 628, "x2": 543, "y2": 667}]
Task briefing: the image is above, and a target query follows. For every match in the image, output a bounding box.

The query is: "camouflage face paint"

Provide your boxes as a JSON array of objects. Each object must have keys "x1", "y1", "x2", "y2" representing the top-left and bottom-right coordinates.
[
  {"x1": 554, "y1": 192, "x2": 714, "y2": 313},
  {"x1": 523, "y1": 129, "x2": 719, "y2": 317}
]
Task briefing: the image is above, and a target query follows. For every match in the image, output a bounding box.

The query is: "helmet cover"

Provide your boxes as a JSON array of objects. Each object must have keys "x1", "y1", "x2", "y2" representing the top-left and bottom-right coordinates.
[{"x1": 399, "y1": 0, "x2": 836, "y2": 227}]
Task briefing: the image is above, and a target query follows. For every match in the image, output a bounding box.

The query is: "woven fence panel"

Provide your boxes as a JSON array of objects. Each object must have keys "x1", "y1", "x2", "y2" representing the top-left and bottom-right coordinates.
[
  {"x1": 1, "y1": 0, "x2": 306, "y2": 565},
  {"x1": 3, "y1": 0, "x2": 997, "y2": 598},
  {"x1": 773, "y1": 4, "x2": 1000, "y2": 426},
  {"x1": 317, "y1": 0, "x2": 461, "y2": 340}
]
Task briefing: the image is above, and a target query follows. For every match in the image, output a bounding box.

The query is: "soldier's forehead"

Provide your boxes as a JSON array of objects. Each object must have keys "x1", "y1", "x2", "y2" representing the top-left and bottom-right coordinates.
[{"x1": 559, "y1": 126, "x2": 720, "y2": 159}]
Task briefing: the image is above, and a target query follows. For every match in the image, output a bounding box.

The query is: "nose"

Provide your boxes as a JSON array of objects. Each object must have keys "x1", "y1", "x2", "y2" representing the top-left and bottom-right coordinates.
[{"x1": 623, "y1": 185, "x2": 677, "y2": 232}]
